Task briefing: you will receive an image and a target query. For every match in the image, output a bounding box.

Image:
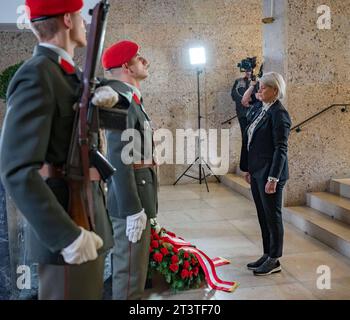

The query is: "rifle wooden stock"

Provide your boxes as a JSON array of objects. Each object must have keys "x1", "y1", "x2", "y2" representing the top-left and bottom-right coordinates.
[
  {"x1": 67, "y1": 179, "x2": 91, "y2": 230},
  {"x1": 66, "y1": 0, "x2": 110, "y2": 231}
]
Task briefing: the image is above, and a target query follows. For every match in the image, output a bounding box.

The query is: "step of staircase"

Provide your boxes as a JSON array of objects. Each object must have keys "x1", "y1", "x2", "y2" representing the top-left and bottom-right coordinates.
[
  {"x1": 235, "y1": 167, "x2": 246, "y2": 178},
  {"x1": 283, "y1": 206, "x2": 350, "y2": 259},
  {"x1": 307, "y1": 192, "x2": 350, "y2": 225},
  {"x1": 220, "y1": 173, "x2": 253, "y2": 201},
  {"x1": 330, "y1": 178, "x2": 350, "y2": 199}
]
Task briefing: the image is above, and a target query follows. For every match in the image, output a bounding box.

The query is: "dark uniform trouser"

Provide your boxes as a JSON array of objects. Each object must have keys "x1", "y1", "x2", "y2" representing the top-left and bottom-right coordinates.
[
  {"x1": 111, "y1": 217, "x2": 151, "y2": 300},
  {"x1": 250, "y1": 176, "x2": 285, "y2": 258},
  {"x1": 38, "y1": 254, "x2": 105, "y2": 300}
]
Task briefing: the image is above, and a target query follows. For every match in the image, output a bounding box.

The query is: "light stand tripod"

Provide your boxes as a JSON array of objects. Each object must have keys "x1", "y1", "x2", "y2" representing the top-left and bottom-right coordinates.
[{"x1": 173, "y1": 68, "x2": 220, "y2": 192}]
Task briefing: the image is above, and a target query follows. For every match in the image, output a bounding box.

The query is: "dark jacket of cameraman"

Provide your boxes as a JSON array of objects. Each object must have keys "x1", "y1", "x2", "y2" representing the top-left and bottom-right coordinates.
[{"x1": 231, "y1": 77, "x2": 250, "y2": 119}]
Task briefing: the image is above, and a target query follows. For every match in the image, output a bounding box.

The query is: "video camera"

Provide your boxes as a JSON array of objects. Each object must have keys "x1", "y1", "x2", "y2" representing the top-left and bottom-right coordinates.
[
  {"x1": 237, "y1": 57, "x2": 257, "y2": 72},
  {"x1": 237, "y1": 57, "x2": 263, "y2": 81}
]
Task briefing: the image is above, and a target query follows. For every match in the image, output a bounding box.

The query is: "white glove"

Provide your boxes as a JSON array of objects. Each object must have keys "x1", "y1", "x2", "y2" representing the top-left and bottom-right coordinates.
[
  {"x1": 92, "y1": 86, "x2": 119, "y2": 108},
  {"x1": 61, "y1": 227, "x2": 104, "y2": 265},
  {"x1": 126, "y1": 209, "x2": 147, "y2": 243}
]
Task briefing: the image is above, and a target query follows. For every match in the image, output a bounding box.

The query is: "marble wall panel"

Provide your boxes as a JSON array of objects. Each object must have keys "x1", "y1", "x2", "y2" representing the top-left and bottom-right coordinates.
[{"x1": 263, "y1": 0, "x2": 350, "y2": 205}]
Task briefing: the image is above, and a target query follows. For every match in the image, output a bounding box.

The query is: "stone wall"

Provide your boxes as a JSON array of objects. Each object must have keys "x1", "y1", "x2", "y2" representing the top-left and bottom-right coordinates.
[
  {"x1": 0, "y1": 0, "x2": 263, "y2": 184},
  {"x1": 104, "y1": 0, "x2": 263, "y2": 183},
  {"x1": 263, "y1": 0, "x2": 350, "y2": 205},
  {"x1": 0, "y1": 32, "x2": 34, "y2": 127}
]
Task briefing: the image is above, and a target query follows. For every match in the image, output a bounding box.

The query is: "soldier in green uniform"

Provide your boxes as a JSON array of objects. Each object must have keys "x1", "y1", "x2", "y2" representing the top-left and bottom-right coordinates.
[
  {"x1": 0, "y1": 0, "x2": 113, "y2": 300},
  {"x1": 95, "y1": 40, "x2": 158, "y2": 300}
]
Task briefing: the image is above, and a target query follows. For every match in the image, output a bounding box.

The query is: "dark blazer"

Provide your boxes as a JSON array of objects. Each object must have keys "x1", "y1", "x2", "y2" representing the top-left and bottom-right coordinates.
[
  {"x1": 231, "y1": 77, "x2": 250, "y2": 118},
  {"x1": 0, "y1": 45, "x2": 113, "y2": 264},
  {"x1": 104, "y1": 80, "x2": 158, "y2": 220},
  {"x1": 240, "y1": 100, "x2": 291, "y2": 181}
]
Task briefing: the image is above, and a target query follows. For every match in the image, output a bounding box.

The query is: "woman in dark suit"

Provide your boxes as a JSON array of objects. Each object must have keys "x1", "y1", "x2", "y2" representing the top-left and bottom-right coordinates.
[{"x1": 240, "y1": 72, "x2": 291, "y2": 276}]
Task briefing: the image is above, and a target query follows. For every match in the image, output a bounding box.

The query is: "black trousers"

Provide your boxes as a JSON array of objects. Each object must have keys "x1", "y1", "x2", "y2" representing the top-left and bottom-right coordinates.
[
  {"x1": 250, "y1": 176, "x2": 285, "y2": 258},
  {"x1": 238, "y1": 116, "x2": 248, "y2": 138}
]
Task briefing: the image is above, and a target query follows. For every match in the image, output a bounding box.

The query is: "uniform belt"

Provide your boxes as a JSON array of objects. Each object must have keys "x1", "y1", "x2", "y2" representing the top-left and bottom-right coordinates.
[
  {"x1": 133, "y1": 161, "x2": 157, "y2": 170},
  {"x1": 39, "y1": 164, "x2": 101, "y2": 181}
]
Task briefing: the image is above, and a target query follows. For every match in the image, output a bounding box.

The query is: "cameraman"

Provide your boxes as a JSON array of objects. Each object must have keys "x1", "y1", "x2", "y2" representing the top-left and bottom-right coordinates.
[{"x1": 231, "y1": 70, "x2": 252, "y2": 137}]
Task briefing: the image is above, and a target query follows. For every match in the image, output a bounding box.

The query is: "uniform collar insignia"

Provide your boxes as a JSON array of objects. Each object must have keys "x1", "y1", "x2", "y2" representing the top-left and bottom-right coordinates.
[
  {"x1": 132, "y1": 93, "x2": 141, "y2": 105},
  {"x1": 59, "y1": 56, "x2": 76, "y2": 75}
]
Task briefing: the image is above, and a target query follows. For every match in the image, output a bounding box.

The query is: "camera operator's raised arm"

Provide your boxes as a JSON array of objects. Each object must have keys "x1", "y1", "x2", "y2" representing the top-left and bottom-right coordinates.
[{"x1": 242, "y1": 80, "x2": 257, "y2": 107}]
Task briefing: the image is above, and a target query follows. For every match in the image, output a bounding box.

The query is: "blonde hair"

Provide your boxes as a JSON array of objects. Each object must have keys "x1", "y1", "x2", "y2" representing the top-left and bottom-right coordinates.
[{"x1": 260, "y1": 72, "x2": 286, "y2": 100}]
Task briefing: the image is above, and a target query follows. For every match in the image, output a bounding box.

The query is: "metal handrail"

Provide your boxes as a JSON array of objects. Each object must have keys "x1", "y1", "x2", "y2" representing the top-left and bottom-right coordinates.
[
  {"x1": 291, "y1": 103, "x2": 349, "y2": 133},
  {"x1": 221, "y1": 114, "x2": 238, "y2": 125}
]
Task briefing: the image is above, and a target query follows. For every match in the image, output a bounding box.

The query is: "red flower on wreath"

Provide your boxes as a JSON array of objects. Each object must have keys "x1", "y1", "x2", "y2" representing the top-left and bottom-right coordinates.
[
  {"x1": 172, "y1": 247, "x2": 179, "y2": 254},
  {"x1": 169, "y1": 263, "x2": 179, "y2": 273},
  {"x1": 160, "y1": 247, "x2": 169, "y2": 256},
  {"x1": 193, "y1": 266, "x2": 199, "y2": 276},
  {"x1": 151, "y1": 240, "x2": 159, "y2": 249},
  {"x1": 181, "y1": 269, "x2": 190, "y2": 279},
  {"x1": 152, "y1": 232, "x2": 160, "y2": 240},
  {"x1": 171, "y1": 255, "x2": 179, "y2": 264},
  {"x1": 191, "y1": 258, "x2": 197, "y2": 266},
  {"x1": 153, "y1": 252, "x2": 163, "y2": 263},
  {"x1": 183, "y1": 261, "x2": 190, "y2": 270},
  {"x1": 184, "y1": 252, "x2": 190, "y2": 259}
]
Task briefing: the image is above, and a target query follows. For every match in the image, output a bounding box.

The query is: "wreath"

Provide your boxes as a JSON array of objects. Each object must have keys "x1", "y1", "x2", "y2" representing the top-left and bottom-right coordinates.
[{"x1": 148, "y1": 219, "x2": 205, "y2": 292}]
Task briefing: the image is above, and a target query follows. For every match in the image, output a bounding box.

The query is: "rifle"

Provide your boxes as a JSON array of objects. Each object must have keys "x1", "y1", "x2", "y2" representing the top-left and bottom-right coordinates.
[{"x1": 66, "y1": 0, "x2": 115, "y2": 231}]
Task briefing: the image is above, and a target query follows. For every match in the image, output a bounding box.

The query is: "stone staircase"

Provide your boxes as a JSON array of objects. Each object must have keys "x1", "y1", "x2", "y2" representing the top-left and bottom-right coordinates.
[
  {"x1": 283, "y1": 178, "x2": 350, "y2": 259},
  {"x1": 221, "y1": 171, "x2": 350, "y2": 259},
  {"x1": 220, "y1": 168, "x2": 253, "y2": 201}
]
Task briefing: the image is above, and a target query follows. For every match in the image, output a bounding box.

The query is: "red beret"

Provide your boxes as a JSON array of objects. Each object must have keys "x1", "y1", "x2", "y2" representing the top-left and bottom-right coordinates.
[
  {"x1": 102, "y1": 40, "x2": 140, "y2": 70},
  {"x1": 25, "y1": 0, "x2": 84, "y2": 22}
]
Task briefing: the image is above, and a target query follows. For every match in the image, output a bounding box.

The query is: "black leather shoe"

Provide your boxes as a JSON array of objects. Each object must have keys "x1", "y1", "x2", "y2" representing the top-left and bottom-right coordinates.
[
  {"x1": 253, "y1": 258, "x2": 281, "y2": 276},
  {"x1": 247, "y1": 254, "x2": 268, "y2": 270}
]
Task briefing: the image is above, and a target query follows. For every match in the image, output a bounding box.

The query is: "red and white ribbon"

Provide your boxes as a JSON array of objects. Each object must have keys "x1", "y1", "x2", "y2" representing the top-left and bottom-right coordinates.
[
  {"x1": 212, "y1": 257, "x2": 231, "y2": 268},
  {"x1": 162, "y1": 233, "x2": 239, "y2": 292},
  {"x1": 162, "y1": 233, "x2": 193, "y2": 247}
]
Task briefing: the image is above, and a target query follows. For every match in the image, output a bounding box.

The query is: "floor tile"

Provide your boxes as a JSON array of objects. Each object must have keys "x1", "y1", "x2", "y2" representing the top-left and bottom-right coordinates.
[
  {"x1": 300, "y1": 277, "x2": 350, "y2": 300},
  {"x1": 214, "y1": 283, "x2": 317, "y2": 300},
  {"x1": 282, "y1": 251, "x2": 350, "y2": 283},
  {"x1": 144, "y1": 183, "x2": 350, "y2": 300}
]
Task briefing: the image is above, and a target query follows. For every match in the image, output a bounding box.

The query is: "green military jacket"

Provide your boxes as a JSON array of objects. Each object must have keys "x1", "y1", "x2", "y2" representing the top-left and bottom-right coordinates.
[
  {"x1": 0, "y1": 45, "x2": 113, "y2": 264},
  {"x1": 104, "y1": 80, "x2": 158, "y2": 219}
]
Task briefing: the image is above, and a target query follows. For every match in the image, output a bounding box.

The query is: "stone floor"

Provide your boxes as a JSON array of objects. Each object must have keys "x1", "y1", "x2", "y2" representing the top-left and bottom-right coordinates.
[{"x1": 143, "y1": 183, "x2": 350, "y2": 300}]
